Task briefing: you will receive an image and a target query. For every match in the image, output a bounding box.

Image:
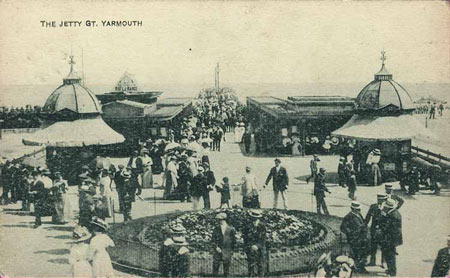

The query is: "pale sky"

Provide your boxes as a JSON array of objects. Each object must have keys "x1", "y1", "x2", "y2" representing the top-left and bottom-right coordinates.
[{"x1": 0, "y1": 0, "x2": 449, "y2": 87}]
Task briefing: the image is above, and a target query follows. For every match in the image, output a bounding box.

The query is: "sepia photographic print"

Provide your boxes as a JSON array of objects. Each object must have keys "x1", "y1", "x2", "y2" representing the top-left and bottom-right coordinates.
[{"x1": 0, "y1": 1, "x2": 449, "y2": 277}]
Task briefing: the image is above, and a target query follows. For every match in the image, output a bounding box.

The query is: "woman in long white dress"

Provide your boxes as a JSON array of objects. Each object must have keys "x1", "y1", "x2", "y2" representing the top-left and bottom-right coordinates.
[
  {"x1": 234, "y1": 122, "x2": 241, "y2": 143},
  {"x1": 88, "y1": 219, "x2": 115, "y2": 278},
  {"x1": 98, "y1": 170, "x2": 113, "y2": 218},
  {"x1": 69, "y1": 225, "x2": 92, "y2": 278},
  {"x1": 140, "y1": 149, "x2": 153, "y2": 189}
]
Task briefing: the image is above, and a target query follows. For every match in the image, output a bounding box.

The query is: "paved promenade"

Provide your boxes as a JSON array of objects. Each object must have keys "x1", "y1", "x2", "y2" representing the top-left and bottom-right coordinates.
[{"x1": 1, "y1": 133, "x2": 449, "y2": 277}]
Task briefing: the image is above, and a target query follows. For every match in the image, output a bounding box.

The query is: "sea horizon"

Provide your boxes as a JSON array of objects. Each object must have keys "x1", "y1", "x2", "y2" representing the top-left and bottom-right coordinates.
[{"x1": 1, "y1": 81, "x2": 449, "y2": 107}]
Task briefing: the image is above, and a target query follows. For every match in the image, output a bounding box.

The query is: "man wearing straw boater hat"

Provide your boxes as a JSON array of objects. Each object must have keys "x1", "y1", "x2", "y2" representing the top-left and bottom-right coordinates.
[
  {"x1": 365, "y1": 193, "x2": 388, "y2": 266},
  {"x1": 340, "y1": 201, "x2": 370, "y2": 274},
  {"x1": 212, "y1": 212, "x2": 236, "y2": 277},
  {"x1": 379, "y1": 199, "x2": 403, "y2": 277},
  {"x1": 384, "y1": 184, "x2": 404, "y2": 211},
  {"x1": 159, "y1": 224, "x2": 190, "y2": 277},
  {"x1": 243, "y1": 210, "x2": 267, "y2": 277},
  {"x1": 314, "y1": 168, "x2": 331, "y2": 215},
  {"x1": 306, "y1": 154, "x2": 320, "y2": 184}
]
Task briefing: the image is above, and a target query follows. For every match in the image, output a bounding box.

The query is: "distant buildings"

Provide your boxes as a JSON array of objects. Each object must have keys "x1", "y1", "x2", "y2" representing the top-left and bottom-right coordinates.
[
  {"x1": 247, "y1": 95, "x2": 355, "y2": 155},
  {"x1": 96, "y1": 72, "x2": 163, "y2": 105}
]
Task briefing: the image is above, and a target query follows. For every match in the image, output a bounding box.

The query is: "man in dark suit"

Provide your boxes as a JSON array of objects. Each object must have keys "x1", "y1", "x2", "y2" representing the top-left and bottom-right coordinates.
[
  {"x1": 159, "y1": 224, "x2": 190, "y2": 277},
  {"x1": 212, "y1": 212, "x2": 236, "y2": 276},
  {"x1": 365, "y1": 193, "x2": 387, "y2": 266},
  {"x1": 379, "y1": 199, "x2": 403, "y2": 277},
  {"x1": 338, "y1": 157, "x2": 347, "y2": 188},
  {"x1": 203, "y1": 162, "x2": 216, "y2": 209},
  {"x1": 264, "y1": 158, "x2": 289, "y2": 209},
  {"x1": 314, "y1": 168, "x2": 331, "y2": 215},
  {"x1": 243, "y1": 210, "x2": 267, "y2": 277},
  {"x1": 431, "y1": 235, "x2": 450, "y2": 277},
  {"x1": 340, "y1": 201, "x2": 370, "y2": 274}
]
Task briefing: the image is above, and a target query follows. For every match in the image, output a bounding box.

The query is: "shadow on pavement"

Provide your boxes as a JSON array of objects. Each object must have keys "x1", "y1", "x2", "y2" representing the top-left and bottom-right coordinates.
[
  {"x1": 1, "y1": 223, "x2": 33, "y2": 228},
  {"x1": 44, "y1": 226, "x2": 74, "y2": 232},
  {"x1": 46, "y1": 234, "x2": 72, "y2": 240},
  {"x1": 296, "y1": 172, "x2": 340, "y2": 184},
  {"x1": 35, "y1": 248, "x2": 70, "y2": 255},
  {"x1": 48, "y1": 258, "x2": 70, "y2": 265}
]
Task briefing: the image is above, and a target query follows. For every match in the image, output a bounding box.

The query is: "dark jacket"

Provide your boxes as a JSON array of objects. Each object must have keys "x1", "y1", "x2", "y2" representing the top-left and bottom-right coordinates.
[
  {"x1": 212, "y1": 224, "x2": 236, "y2": 260},
  {"x1": 191, "y1": 173, "x2": 208, "y2": 197},
  {"x1": 314, "y1": 172, "x2": 329, "y2": 197},
  {"x1": 340, "y1": 211, "x2": 370, "y2": 245},
  {"x1": 338, "y1": 162, "x2": 346, "y2": 177},
  {"x1": 347, "y1": 175, "x2": 357, "y2": 192},
  {"x1": 265, "y1": 166, "x2": 289, "y2": 191},
  {"x1": 310, "y1": 159, "x2": 318, "y2": 174},
  {"x1": 380, "y1": 210, "x2": 403, "y2": 248},
  {"x1": 431, "y1": 247, "x2": 450, "y2": 277},
  {"x1": 205, "y1": 170, "x2": 216, "y2": 187},
  {"x1": 242, "y1": 220, "x2": 267, "y2": 250},
  {"x1": 365, "y1": 203, "x2": 384, "y2": 234},
  {"x1": 216, "y1": 183, "x2": 231, "y2": 202}
]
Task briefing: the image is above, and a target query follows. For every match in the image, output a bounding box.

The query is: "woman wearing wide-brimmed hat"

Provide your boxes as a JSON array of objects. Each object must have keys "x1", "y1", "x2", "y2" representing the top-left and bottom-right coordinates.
[
  {"x1": 69, "y1": 225, "x2": 92, "y2": 278},
  {"x1": 88, "y1": 218, "x2": 115, "y2": 278}
]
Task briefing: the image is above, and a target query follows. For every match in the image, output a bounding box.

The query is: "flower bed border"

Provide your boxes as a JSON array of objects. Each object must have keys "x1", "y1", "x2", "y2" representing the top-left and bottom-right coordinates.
[{"x1": 108, "y1": 209, "x2": 347, "y2": 277}]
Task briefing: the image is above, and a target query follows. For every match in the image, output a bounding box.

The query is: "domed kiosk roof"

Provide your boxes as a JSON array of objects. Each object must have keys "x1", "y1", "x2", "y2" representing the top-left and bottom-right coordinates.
[
  {"x1": 43, "y1": 56, "x2": 101, "y2": 114},
  {"x1": 332, "y1": 51, "x2": 431, "y2": 141},
  {"x1": 356, "y1": 51, "x2": 414, "y2": 111}
]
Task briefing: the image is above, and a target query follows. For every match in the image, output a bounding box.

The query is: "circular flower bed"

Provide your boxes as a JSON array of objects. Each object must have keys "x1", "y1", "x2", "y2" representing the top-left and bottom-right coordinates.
[
  {"x1": 108, "y1": 209, "x2": 343, "y2": 276},
  {"x1": 135, "y1": 209, "x2": 326, "y2": 251}
]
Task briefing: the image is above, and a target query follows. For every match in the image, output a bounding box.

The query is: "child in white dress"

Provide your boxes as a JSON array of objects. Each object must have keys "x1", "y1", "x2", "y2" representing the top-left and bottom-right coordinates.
[
  {"x1": 88, "y1": 218, "x2": 115, "y2": 278},
  {"x1": 69, "y1": 225, "x2": 92, "y2": 278}
]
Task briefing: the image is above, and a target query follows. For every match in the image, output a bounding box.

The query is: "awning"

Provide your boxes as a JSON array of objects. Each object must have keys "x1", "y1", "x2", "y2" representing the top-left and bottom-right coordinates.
[
  {"x1": 22, "y1": 117, "x2": 125, "y2": 147},
  {"x1": 331, "y1": 114, "x2": 435, "y2": 141}
]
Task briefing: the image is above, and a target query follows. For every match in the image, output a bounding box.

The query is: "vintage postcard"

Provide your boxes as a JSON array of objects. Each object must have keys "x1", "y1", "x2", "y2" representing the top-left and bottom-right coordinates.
[{"x1": 0, "y1": 1, "x2": 449, "y2": 277}]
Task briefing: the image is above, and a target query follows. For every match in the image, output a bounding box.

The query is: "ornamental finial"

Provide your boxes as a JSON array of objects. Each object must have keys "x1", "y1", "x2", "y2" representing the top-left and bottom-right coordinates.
[{"x1": 380, "y1": 50, "x2": 386, "y2": 66}]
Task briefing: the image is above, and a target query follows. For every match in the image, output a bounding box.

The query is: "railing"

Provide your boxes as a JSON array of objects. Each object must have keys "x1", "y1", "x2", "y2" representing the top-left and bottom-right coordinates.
[
  {"x1": 1, "y1": 128, "x2": 40, "y2": 134},
  {"x1": 411, "y1": 146, "x2": 450, "y2": 163}
]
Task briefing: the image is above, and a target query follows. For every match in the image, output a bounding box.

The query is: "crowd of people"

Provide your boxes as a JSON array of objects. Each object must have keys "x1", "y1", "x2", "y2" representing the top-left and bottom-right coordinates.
[
  {"x1": 0, "y1": 105, "x2": 42, "y2": 129},
  {"x1": 0, "y1": 87, "x2": 449, "y2": 277},
  {"x1": 414, "y1": 102, "x2": 446, "y2": 118}
]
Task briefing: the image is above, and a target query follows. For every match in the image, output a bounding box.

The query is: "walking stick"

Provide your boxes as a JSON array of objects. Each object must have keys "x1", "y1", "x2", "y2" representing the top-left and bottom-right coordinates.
[
  {"x1": 111, "y1": 198, "x2": 116, "y2": 223},
  {"x1": 154, "y1": 191, "x2": 156, "y2": 215}
]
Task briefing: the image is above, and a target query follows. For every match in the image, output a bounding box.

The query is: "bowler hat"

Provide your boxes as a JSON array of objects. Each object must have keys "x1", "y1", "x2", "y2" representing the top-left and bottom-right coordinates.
[
  {"x1": 274, "y1": 158, "x2": 281, "y2": 163},
  {"x1": 319, "y1": 168, "x2": 326, "y2": 173},
  {"x1": 385, "y1": 184, "x2": 393, "y2": 189}
]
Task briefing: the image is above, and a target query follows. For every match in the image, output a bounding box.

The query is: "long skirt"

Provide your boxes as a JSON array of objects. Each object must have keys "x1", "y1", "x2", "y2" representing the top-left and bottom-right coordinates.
[
  {"x1": 52, "y1": 198, "x2": 65, "y2": 224},
  {"x1": 91, "y1": 251, "x2": 115, "y2": 278},
  {"x1": 102, "y1": 196, "x2": 112, "y2": 218},
  {"x1": 63, "y1": 193, "x2": 73, "y2": 221},
  {"x1": 142, "y1": 166, "x2": 153, "y2": 189},
  {"x1": 163, "y1": 173, "x2": 177, "y2": 199}
]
